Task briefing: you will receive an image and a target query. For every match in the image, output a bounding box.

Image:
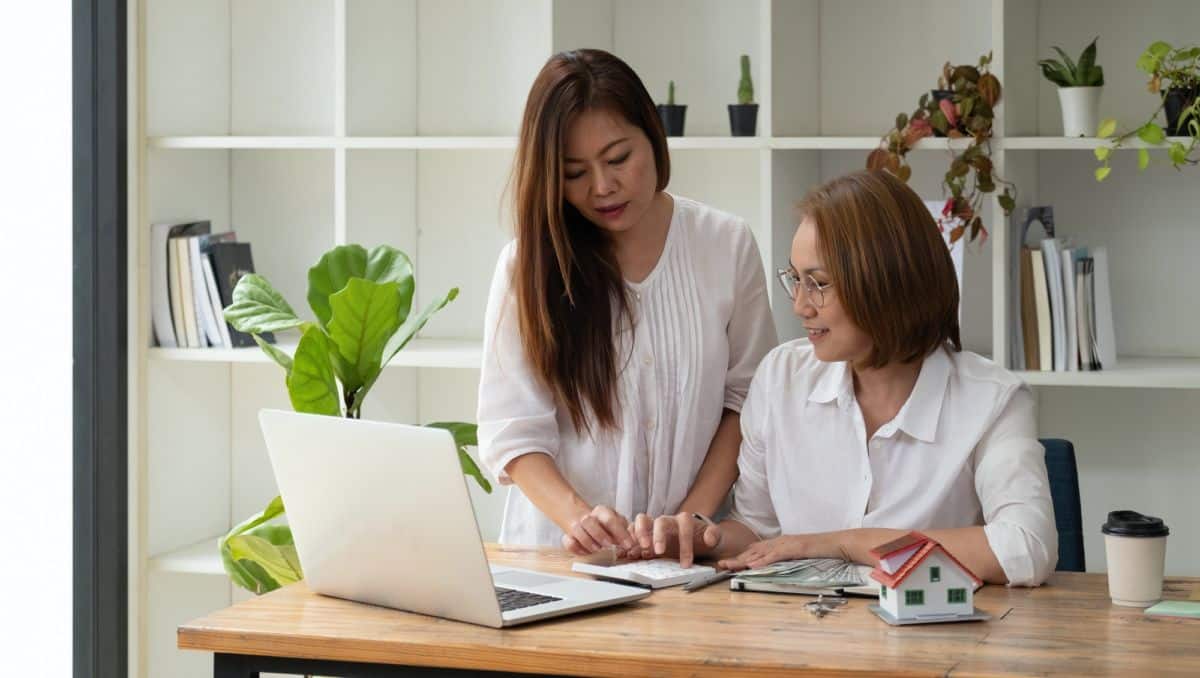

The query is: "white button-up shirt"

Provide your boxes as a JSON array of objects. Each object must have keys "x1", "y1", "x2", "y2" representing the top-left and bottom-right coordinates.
[
  {"x1": 730, "y1": 339, "x2": 1058, "y2": 586},
  {"x1": 478, "y1": 196, "x2": 778, "y2": 547}
]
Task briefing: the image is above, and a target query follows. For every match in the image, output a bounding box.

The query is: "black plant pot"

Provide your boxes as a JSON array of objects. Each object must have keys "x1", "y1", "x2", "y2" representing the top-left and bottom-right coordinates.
[
  {"x1": 657, "y1": 104, "x2": 687, "y2": 136},
  {"x1": 1164, "y1": 86, "x2": 1199, "y2": 136},
  {"x1": 728, "y1": 103, "x2": 758, "y2": 137}
]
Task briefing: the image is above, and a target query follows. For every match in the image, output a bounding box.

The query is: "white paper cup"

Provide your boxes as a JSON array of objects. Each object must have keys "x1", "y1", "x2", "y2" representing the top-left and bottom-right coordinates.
[{"x1": 1102, "y1": 510, "x2": 1169, "y2": 608}]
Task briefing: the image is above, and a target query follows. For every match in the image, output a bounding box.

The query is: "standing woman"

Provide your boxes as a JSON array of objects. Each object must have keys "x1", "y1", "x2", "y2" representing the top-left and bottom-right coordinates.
[{"x1": 477, "y1": 49, "x2": 777, "y2": 555}]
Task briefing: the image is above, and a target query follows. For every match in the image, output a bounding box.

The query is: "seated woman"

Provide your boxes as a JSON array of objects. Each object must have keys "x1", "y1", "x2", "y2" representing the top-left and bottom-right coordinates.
[{"x1": 649, "y1": 169, "x2": 1057, "y2": 586}]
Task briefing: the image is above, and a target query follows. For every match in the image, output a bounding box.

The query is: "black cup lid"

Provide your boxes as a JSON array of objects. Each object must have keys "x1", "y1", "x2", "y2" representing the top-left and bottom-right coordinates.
[{"x1": 1102, "y1": 510, "x2": 1169, "y2": 537}]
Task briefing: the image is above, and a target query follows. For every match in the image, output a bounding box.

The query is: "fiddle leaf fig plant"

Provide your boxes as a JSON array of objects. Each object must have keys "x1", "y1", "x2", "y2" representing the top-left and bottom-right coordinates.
[{"x1": 217, "y1": 243, "x2": 491, "y2": 595}]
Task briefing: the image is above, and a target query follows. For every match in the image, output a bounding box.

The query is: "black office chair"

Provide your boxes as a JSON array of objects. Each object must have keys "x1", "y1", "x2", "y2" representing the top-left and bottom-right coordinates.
[{"x1": 1041, "y1": 438, "x2": 1085, "y2": 572}]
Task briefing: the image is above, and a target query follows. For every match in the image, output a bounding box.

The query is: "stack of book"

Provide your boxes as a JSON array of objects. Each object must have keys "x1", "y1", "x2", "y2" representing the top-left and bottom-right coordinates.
[
  {"x1": 150, "y1": 220, "x2": 273, "y2": 349},
  {"x1": 1010, "y1": 207, "x2": 1116, "y2": 372}
]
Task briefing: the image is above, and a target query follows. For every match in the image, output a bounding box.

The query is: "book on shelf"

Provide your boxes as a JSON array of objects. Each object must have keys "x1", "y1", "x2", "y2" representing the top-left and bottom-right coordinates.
[
  {"x1": 151, "y1": 223, "x2": 272, "y2": 349},
  {"x1": 208, "y1": 241, "x2": 275, "y2": 348},
  {"x1": 1012, "y1": 207, "x2": 1117, "y2": 373},
  {"x1": 150, "y1": 220, "x2": 208, "y2": 347}
]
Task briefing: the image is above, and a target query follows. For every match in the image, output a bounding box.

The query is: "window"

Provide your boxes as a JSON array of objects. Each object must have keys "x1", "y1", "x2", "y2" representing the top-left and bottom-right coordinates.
[
  {"x1": 930, "y1": 566, "x2": 941, "y2": 582},
  {"x1": 905, "y1": 590, "x2": 924, "y2": 605},
  {"x1": 948, "y1": 588, "x2": 967, "y2": 604},
  {"x1": 881, "y1": 586, "x2": 887, "y2": 599}
]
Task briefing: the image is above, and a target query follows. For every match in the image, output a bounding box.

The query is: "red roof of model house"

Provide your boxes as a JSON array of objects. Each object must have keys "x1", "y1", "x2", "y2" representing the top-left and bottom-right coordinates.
[{"x1": 868, "y1": 531, "x2": 982, "y2": 589}]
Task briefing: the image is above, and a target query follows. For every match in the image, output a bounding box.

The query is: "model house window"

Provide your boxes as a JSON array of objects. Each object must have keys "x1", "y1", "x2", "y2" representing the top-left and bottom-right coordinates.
[
  {"x1": 948, "y1": 588, "x2": 967, "y2": 604},
  {"x1": 881, "y1": 586, "x2": 887, "y2": 599},
  {"x1": 905, "y1": 590, "x2": 924, "y2": 605},
  {"x1": 930, "y1": 566, "x2": 940, "y2": 582}
]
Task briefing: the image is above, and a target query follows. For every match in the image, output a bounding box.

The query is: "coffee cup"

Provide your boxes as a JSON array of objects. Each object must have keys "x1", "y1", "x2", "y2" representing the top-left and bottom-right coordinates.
[{"x1": 1102, "y1": 510, "x2": 1169, "y2": 607}]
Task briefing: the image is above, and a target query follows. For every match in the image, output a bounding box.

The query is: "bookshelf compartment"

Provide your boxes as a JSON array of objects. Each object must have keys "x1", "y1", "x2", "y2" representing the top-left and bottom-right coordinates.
[{"x1": 416, "y1": 0, "x2": 551, "y2": 136}]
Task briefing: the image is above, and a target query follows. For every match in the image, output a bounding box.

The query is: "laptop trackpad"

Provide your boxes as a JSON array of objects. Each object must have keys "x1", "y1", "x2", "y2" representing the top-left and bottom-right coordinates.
[{"x1": 492, "y1": 570, "x2": 564, "y2": 588}]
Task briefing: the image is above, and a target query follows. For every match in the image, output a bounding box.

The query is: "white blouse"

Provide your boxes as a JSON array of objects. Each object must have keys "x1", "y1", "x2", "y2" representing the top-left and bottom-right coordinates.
[
  {"x1": 477, "y1": 196, "x2": 778, "y2": 546},
  {"x1": 730, "y1": 340, "x2": 1058, "y2": 586}
]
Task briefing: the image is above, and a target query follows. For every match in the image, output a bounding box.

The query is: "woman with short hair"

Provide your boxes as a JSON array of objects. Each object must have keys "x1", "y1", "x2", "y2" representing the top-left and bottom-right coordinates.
[{"x1": 655, "y1": 169, "x2": 1056, "y2": 585}]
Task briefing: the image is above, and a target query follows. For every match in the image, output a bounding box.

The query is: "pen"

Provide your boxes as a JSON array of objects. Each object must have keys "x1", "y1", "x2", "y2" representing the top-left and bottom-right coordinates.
[{"x1": 683, "y1": 570, "x2": 734, "y2": 592}]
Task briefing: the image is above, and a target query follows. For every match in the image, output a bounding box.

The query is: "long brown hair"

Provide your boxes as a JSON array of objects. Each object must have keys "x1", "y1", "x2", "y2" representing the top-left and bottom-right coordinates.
[
  {"x1": 511, "y1": 49, "x2": 670, "y2": 433},
  {"x1": 798, "y1": 169, "x2": 961, "y2": 368}
]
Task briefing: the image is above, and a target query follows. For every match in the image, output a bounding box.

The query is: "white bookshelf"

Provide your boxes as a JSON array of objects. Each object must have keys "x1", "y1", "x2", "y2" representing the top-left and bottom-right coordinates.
[{"x1": 130, "y1": 1, "x2": 1200, "y2": 676}]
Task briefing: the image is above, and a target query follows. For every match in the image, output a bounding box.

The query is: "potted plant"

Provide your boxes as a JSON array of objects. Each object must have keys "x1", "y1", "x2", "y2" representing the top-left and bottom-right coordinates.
[
  {"x1": 1039, "y1": 37, "x2": 1104, "y2": 137},
  {"x1": 217, "y1": 243, "x2": 491, "y2": 594},
  {"x1": 868, "y1": 52, "x2": 1016, "y2": 244},
  {"x1": 657, "y1": 80, "x2": 686, "y2": 136},
  {"x1": 1093, "y1": 40, "x2": 1199, "y2": 181},
  {"x1": 728, "y1": 54, "x2": 758, "y2": 136}
]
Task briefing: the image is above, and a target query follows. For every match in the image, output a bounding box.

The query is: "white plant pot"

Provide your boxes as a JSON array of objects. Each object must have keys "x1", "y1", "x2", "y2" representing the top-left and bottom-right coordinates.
[{"x1": 1058, "y1": 86, "x2": 1103, "y2": 137}]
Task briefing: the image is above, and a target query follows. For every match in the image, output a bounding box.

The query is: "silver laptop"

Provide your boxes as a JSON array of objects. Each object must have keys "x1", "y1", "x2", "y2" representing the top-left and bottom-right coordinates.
[{"x1": 259, "y1": 409, "x2": 649, "y2": 627}]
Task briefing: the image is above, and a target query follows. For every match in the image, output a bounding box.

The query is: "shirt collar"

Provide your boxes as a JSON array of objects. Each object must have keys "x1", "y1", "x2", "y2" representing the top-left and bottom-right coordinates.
[
  {"x1": 891, "y1": 346, "x2": 951, "y2": 443},
  {"x1": 806, "y1": 359, "x2": 853, "y2": 410},
  {"x1": 804, "y1": 346, "x2": 952, "y2": 442}
]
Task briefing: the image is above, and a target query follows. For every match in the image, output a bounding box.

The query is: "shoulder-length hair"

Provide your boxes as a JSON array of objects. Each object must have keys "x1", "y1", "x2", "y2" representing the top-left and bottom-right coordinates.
[
  {"x1": 798, "y1": 169, "x2": 962, "y2": 367},
  {"x1": 511, "y1": 49, "x2": 670, "y2": 432}
]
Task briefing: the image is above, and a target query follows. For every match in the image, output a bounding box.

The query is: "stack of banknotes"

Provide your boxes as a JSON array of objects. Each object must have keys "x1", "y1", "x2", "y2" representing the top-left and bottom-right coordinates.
[{"x1": 735, "y1": 558, "x2": 867, "y2": 587}]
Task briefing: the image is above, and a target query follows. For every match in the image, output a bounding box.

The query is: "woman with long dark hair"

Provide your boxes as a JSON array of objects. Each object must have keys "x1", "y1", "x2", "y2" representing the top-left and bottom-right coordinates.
[{"x1": 477, "y1": 49, "x2": 777, "y2": 556}]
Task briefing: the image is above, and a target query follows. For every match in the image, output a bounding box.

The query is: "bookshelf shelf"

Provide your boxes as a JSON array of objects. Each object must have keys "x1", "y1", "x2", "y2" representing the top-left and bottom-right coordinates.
[
  {"x1": 1003, "y1": 136, "x2": 1193, "y2": 151},
  {"x1": 1016, "y1": 357, "x2": 1200, "y2": 389},
  {"x1": 148, "y1": 338, "x2": 483, "y2": 369},
  {"x1": 147, "y1": 136, "x2": 986, "y2": 152},
  {"x1": 149, "y1": 537, "x2": 224, "y2": 576}
]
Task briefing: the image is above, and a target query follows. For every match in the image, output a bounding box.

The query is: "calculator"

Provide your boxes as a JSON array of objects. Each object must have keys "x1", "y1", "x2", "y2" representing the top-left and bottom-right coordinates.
[{"x1": 571, "y1": 559, "x2": 716, "y2": 589}]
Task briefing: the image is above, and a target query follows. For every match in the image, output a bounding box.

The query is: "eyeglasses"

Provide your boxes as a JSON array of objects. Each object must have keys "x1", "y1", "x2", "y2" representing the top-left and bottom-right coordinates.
[{"x1": 776, "y1": 267, "x2": 833, "y2": 308}]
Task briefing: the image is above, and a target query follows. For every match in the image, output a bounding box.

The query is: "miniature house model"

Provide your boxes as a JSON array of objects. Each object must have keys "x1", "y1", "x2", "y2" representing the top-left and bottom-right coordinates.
[{"x1": 869, "y1": 532, "x2": 985, "y2": 624}]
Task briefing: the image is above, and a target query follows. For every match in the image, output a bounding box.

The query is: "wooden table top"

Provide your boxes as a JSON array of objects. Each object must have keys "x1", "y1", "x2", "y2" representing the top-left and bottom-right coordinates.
[{"x1": 179, "y1": 545, "x2": 1200, "y2": 677}]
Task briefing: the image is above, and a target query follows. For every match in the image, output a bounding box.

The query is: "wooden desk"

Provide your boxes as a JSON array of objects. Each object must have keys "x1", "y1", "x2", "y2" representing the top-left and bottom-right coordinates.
[{"x1": 180, "y1": 545, "x2": 1200, "y2": 677}]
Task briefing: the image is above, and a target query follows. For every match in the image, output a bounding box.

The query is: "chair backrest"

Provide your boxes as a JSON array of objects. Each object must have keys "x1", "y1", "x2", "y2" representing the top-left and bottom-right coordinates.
[{"x1": 1041, "y1": 438, "x2": 1085, "y2": 572}]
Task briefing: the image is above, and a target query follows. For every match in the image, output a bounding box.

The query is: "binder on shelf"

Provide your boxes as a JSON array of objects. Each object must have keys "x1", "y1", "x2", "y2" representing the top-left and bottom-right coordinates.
[
  {"x1": 1091, "y1": 247, "x2": 1118, "y2": 369},
  {"x1": 208, "y1": 241, "x2": 275, "y2": 348},
  {"x1": 1030, "y1": 248, "x2": 1053, "y2": 372}
]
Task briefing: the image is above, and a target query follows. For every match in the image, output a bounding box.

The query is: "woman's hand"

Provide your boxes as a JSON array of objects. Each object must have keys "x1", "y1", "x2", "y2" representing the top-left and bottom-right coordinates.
[
  {"x1": 560, "y1": 505, "x2": 638, "y2": 556},
  {"x1": 631, "y1": 512, "x2": 722, "y2": 568},
  {"x1": 717, "y1": 535, "x2": 810, "y2": 571}
]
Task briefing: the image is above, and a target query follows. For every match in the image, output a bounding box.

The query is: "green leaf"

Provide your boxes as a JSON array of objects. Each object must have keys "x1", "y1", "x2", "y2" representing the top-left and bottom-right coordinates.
[
  {"x1": 1086, "y1": 65, "x2": 1105, "y2": 87},
  {"x1": 287, "y1": 325, "x2": 342, "y2": 416},
  {"x1": 997, "y1": 190, "x2": 1016, "y2": 214},
  {"x1": 1138, "y1": 147, "x2": 1150, "y2": 170},
  {"x1": 307, "y1": 245, "x2": 414, "y2": 329},
  {"x1": 425, "y1": 421, "x2": 479, "y2": 448},
  {"x1": 1137, "y1": 123, "x2": 1166, "y2": 145},
  {"x1": 1093, "y1": 146, "x2": 1111, "y2": 161},
  {"x1": 1148, "y1": 41, "x2": 1172, "y2": 59},
  {"x1": 253, "y1": 334, "x2": 293, "y2": 375},
  {"x1": 223, "y1": 274, "x2": 305, "y2": 334},
  {"x1": 1095, "y1": 166, "x2": 1112, "y2": 181},
  {"x1": 1077, "y1": 38, "x2": 1098, "y2": 79},
  {"x1": 1136, "y1": 52, "x2": 1160, "y2": 74},
  {"x1": 1097, "y1": 118, "x2": 1117, "y2": 138},
  {"x1": 219, "y1": 495, "x2": 288, "y2": 594},
  {"x1": 352, "y1": 288, "x2": 459, "y2": 414},
  {"x1": 327, "y1": 278, "x2": 405, "y2": 392},
  {"x1": 425, "y1": 422, "x2": 491, "y2": 493},
  {"x1": 226, "y1": 534, "x2": 304, "y2": 589},
  {"x1": 1051, "y1": 46, "x2": 1078, "y2": 79},
  {"x1": 1038, "y1": 60, "x2": 1071, "y2": 87},
  {"x1": 1169, "y1": 142, "x2": 1188, "y2": 165}
]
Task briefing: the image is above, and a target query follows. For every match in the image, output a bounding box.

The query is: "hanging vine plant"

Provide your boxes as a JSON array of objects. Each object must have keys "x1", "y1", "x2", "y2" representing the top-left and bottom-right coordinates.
[{"x1": 867, "y1": 52, "x2": 1017, "y2": 244}]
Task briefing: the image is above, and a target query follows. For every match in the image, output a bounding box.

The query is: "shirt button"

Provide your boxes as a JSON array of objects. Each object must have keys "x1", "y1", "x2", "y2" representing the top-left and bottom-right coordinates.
[
  {"x1": 871, "y1": 440, "x2": 882, "y2": 450},
  {"x1": 643, "y1": 355, "x2": 653, "y2": 366},
  {"x1": 646, "y1": 419, "x2": 655, "y2": 430}
]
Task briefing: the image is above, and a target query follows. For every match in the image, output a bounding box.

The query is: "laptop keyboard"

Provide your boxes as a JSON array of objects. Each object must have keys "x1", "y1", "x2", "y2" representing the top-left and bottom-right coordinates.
[{"x1": 495, "y1": 586, "x2": 561, "y2": 612}]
